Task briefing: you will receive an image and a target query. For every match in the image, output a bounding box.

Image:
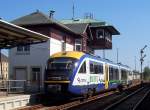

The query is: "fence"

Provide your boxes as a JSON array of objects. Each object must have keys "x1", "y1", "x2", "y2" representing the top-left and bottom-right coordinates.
[{"x1": 0, "y1": 80, "x2": 41, "y2": 96}]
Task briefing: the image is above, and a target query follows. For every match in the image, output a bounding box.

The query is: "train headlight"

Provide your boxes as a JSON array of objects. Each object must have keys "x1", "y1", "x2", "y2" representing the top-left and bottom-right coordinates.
[{"x1": 74, "y1": 62, "x2": 78, "y2": 67}]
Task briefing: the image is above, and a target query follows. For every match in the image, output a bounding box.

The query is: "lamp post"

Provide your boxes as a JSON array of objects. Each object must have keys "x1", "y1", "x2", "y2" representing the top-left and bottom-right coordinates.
[{"x1": 140, "y1": 45, "x2": 147, "y2": 80}]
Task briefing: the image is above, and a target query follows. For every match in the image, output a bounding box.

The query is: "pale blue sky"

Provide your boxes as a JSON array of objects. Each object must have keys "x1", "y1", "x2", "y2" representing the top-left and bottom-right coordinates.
[{"x1": 0, "y1": 0, "x2": 150, "y2": 70}]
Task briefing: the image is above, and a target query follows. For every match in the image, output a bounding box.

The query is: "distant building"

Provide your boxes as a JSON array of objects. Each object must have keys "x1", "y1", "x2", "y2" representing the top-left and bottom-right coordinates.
[
  {"x1": 0, "y1": 53, "x2": 8, "y2": 80},
  {"x1": 60, "y1": 18, "x2": 120, "y2": 53},
  {"x1": 9, "y1": 11, "x2": 120, "y2": 90}
]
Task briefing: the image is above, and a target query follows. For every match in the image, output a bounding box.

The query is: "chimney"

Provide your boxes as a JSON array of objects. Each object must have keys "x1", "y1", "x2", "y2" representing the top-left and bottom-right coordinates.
[{"x1": 49, "y1": 10, "x2": 55, "y2": 19}]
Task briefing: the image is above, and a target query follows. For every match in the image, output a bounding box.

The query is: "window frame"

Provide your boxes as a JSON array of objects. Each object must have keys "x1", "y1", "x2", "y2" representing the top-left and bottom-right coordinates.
[{"x1": 96, "y1": 29, "x2": 104, "y2": 39}]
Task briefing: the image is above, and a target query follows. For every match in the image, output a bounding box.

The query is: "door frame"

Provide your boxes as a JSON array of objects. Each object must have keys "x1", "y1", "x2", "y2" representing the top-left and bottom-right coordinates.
[{"x1": 14, "y1": 66, "x2": 27, "y2": 80}]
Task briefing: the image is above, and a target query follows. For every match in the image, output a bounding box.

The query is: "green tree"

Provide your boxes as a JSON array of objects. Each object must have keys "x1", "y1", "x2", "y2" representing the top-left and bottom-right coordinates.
[{"x1": 143, "y1": 66, "x2": 150, "y2": 80}]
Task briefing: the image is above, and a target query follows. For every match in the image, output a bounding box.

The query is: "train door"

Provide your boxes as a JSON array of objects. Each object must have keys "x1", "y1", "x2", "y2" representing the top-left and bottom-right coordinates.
[
  {"x1": 74, "y1": 59, "x2": 88, "y2": 86},
  {"x1": 105, "y1": 64, "x2": 109, "y2": 89}
]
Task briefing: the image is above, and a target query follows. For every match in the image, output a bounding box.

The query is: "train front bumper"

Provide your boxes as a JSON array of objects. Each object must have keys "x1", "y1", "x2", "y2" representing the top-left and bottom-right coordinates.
[{"x1": 44, "y1": 80, "x2": 70, "y2": 93}]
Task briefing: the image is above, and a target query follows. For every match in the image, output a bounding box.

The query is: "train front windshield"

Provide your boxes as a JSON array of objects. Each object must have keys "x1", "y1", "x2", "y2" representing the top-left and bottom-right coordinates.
[{"x1": 46, "y1": 57, "x2": 78, "y2": 80}]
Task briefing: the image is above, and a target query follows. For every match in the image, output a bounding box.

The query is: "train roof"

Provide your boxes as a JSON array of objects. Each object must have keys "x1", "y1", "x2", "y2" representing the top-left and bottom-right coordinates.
[
  {"x1": 51, "y1": 51, "x2": 85, "y2": 59},
  {"x1": 50, "y1": 51, "x2": 131, "y2": 69},
  {"x1": 51, "y1": 51, "x2": 118, "y2": 64}
]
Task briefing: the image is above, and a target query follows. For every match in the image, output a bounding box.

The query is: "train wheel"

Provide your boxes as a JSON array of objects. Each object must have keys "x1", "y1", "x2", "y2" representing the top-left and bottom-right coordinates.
[
  {"x1": 88, "y1": 88, "x2": 93, "y2": 97},
  {"x1": 93, "y1": 88, "x2": 96, "y2": 94},
  {"x1": 117, "y1": 84, "x2": 123, "y2": 92},
  {"x1": 83, "y1": 93, "x2": 88, "y2": 99}
]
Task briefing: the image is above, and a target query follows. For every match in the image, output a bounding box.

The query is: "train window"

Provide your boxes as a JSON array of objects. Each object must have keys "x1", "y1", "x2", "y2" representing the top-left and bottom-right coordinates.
[
  {"x1": 109, "y1": 67, "x2": 113, "y2": 80},
  {"x1": 99, "y1": 65, "x2": 103, "y2": 74},
  {"x1": 48, "y1": 58, "x2": 77, "y2": 70},
  {"x1": 94, "y1": 64, "x2": 102, "y2": 74},
  {"x1": 113, "y1": 69, "x2": 116, "y2": 80},
  {"x1": 90, "y1": 61, "x2": 103, "y2": 74},
  {"x1": 79, "y1": 61, "x2": 86, "y2": 74},
  {"x1": 109, "y1": 66, "x2": 119, "y2": 80},
  {"x1": 115, "y1": 69, "x2": 119, "y2": 80},
  {"x1": 90, "y1": 63, "x2": 94, "y2": 74},
  {"x1": 94, "y1": 65, "x2": 99, "y2": 74},
  {"x1": 121, "y1": 69, "x2": 127, "y2": 80}
]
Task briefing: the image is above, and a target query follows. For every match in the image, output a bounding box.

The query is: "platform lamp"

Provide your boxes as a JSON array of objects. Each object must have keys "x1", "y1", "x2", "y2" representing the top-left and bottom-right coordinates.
[{"x1": 140, "y1": 45, "x2": 147, "y2": 80}]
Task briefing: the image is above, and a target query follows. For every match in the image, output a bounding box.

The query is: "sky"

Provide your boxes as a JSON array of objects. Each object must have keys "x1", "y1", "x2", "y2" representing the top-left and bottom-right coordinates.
[{"x1": 0, "y1": 0, "x2": 150, "y2": 71}]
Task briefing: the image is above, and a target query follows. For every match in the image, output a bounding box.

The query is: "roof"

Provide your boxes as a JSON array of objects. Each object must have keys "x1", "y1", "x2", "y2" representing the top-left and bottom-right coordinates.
[
  {"x1": 60, "y1": 19, "x2": 120, "y2": 35},
  {"x1": 65, "y1": 23, "x2": 89, "y2": 34},
  {"x1": 51, "y1": 51, "x2": 85, "y2": 59},
  {"x1": 12, "y1": 11, "x2": 80, "y2": 36},
  {"x1": 12, "y1": 11, "x2": 53, "y2": 25},
  {"x1": 0, "y1": 19, "x2": 49, "y2": 49},
  {"x1": 60, "y1": 18, "x2": 105, "y2": 24}
]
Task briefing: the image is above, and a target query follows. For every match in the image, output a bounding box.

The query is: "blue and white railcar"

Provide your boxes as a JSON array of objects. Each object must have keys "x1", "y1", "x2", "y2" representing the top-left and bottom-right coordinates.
[{"x1": 44, "y1": 51, "x2": 131, "y2": 95}]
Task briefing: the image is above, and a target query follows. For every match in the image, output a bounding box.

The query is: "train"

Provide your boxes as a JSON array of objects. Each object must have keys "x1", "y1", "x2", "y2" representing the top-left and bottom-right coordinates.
[{"x1": 44, "y1": 51, "x2": 132, "y2": 96}]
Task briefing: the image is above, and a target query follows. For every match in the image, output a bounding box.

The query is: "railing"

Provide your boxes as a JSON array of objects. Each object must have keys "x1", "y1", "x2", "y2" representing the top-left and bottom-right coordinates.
[{"x1": 0, "y1": 80, "x2": 41, "y2": 96}]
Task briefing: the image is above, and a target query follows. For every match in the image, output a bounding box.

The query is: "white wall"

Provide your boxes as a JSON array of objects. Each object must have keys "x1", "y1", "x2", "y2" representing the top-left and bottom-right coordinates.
[
  {"x1": 9, "y1": 40, "x2": 50, "y2": 84},
  {"x1": 50, "y1": 38, "x2": 62, "y2": 55},
  {"x1": 9, "y1": 38, "x2": 74, "y2": 88},
  {"x1": 66, "y1": 43, "x2": 74, "y2": 51},
  {"x1": 50, "y1": 37, "x2": 74, "y2": 55}
]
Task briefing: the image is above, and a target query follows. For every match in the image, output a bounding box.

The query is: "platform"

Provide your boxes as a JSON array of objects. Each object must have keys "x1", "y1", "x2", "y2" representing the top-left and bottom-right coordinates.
[{"x1": 0, "y1": 92, "x2": 39, "y2": 110}]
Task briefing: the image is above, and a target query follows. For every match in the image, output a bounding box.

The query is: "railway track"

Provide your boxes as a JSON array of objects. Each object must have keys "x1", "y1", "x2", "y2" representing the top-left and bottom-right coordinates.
[
  {"x1": 133, "y1": 87, "x2": 150, "y2": 110},
  {"x1": 17, "y1": 90, "x2": 116, "y2": 110},
  {"x1": 104, "y1": 85, "x2": 150, "y2": 110},
  {"x1": 17, "y1": 83, "x2": 142, "y2": 110}
]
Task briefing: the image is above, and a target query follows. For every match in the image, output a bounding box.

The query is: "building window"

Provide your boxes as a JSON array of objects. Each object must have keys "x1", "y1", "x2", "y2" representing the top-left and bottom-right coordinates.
[
  {"x1": 96, "y1": 29, "x2": 104, "y2": 39},
  {"x1": 105, "y1": 31, "x2": 112, "y2": 42},
  {"x1": 61, "y1": 40, "x2": 66, "y2": 51},
  {"x1": 17, "y1": 45, "x2": 30, "y2": 52},
  {"x1": 75, "y1": 39, "x2": 82, "y2": 51},
  {"x1": 16, "y1": 45, "x2": 30, "y2": 55},
  {"x1": 17, "y1": 46, "x2": 23, "y2": 51},
  {"x1": 24, "y1": 45, "x2": 30, "y2": 51}
]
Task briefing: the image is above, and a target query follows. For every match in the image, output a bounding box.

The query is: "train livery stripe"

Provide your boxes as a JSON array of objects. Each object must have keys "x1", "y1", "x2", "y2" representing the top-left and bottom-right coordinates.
[{"x1": 109, "y1": 80, "x2": 121, "y2": 83}]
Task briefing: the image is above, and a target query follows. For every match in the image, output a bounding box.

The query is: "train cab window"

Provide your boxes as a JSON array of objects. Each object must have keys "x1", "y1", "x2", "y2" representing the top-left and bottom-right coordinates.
[{"x1": 79, "y1": 61, "x2": 86, "y2": 74}]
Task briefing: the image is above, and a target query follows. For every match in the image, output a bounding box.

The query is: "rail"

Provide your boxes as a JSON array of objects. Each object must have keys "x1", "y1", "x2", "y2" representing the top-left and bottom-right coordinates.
[
  {"x1": 104, "y1": 86, "x2": 149, "y2": 110},
  {"x1": 133, "y1": 87, "x2": 150, "y2": 110},
  {"x1": 16, "y1": 83, "x2": 142, "y2": 110}
]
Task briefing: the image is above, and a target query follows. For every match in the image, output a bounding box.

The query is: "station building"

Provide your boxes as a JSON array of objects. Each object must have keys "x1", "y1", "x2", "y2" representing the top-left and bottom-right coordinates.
[
  {"x1": 0, "y1": 19, "x2": 49, "y2": 110},
  {"x1": 9, "y1": 11, "x2": 120, "y2": 91}
]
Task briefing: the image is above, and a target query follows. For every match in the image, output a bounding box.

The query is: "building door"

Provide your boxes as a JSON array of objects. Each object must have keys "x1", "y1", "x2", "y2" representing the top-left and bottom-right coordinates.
[
  {"x1": 31, "y1": 67, "x2": 41, "y2": 92},
  {"x1": 15, "y1": 68, "x2": 27, "y2": 91}
]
